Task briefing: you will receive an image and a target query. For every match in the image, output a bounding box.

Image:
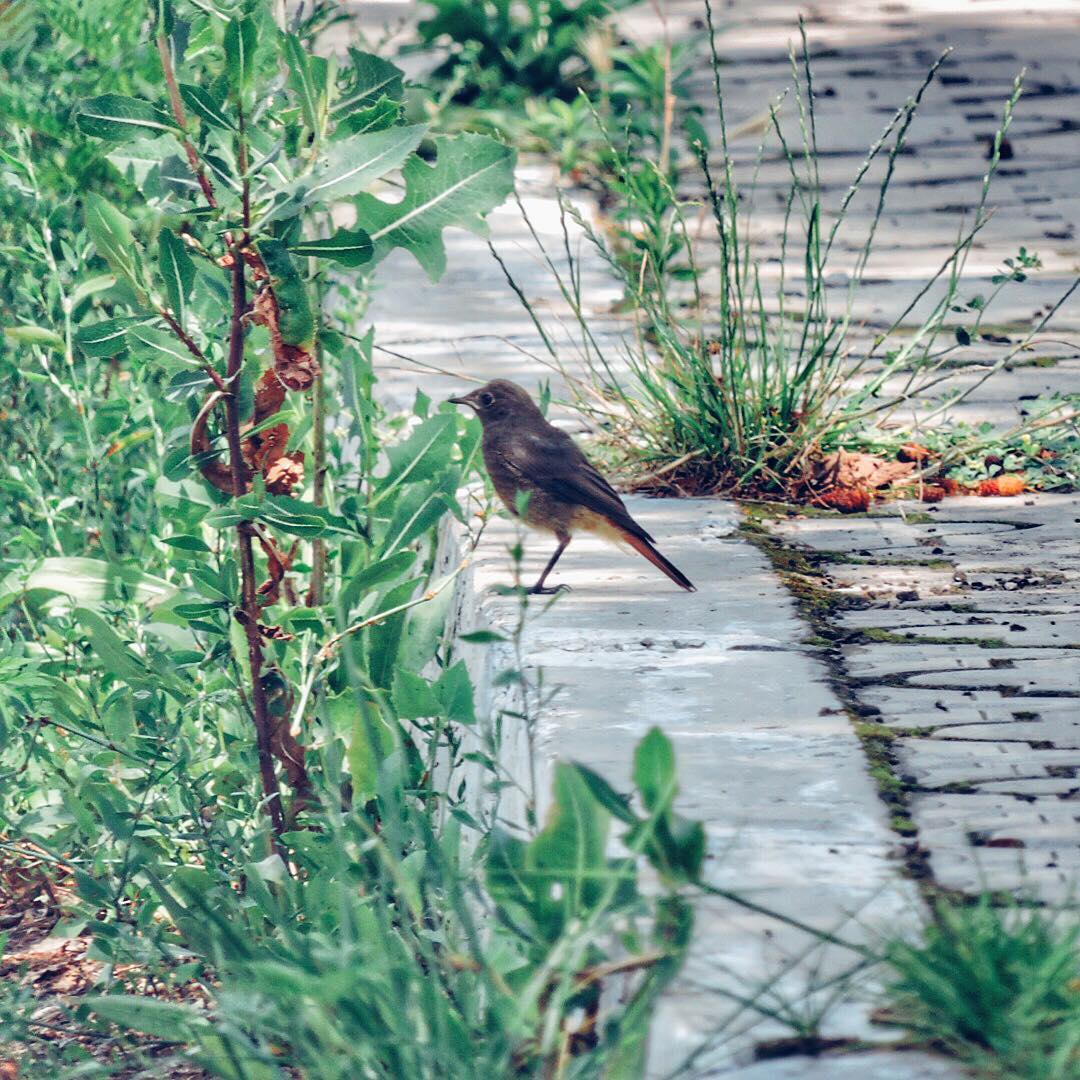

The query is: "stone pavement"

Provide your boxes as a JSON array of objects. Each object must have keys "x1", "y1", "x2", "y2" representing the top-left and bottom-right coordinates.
[{"x1": 771, "y1": 492, "x2": 1080, "y2": 905}]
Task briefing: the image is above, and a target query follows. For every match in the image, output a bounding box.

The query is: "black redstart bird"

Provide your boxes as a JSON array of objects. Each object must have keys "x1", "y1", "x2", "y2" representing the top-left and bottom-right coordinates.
[{"x1": 449, "y1": 379, "x2": 695, "y2": 594}]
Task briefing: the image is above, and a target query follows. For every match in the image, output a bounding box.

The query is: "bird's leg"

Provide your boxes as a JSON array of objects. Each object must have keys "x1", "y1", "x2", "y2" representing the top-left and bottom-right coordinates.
[{"x1": 528, "y1": 535, "x2": 571, "y2": 594}]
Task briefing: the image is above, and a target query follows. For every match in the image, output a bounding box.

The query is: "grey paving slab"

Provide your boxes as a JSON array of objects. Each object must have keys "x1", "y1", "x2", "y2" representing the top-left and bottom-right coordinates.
[{"x1": 448, "y1": 499, "x2": 919, "y2": 1070}]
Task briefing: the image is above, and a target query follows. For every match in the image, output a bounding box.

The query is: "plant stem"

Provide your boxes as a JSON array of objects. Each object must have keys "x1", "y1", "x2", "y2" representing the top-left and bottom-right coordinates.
[
  {"x1": 308, "y1": 330, "x2": 327, "y2": 606},
  {"x1": 223, "y1": 247, "x2": 286, "y2": 855}
]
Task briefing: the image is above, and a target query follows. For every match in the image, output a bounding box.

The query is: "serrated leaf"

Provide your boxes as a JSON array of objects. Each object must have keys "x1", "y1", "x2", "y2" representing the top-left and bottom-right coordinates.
[
  {"x1": 287, "y1": 125, "x2": 424, "y2": 209},
  {"x1": 289, "y1": 227, "x2": 372, "y2": 267},
  {"x1": 84, "y1": 195, "x2": 141, "y2": 292},
  {"x1": 337, "y1": 95, "x2": 402, "y2": 137},
  {"x1": 178, "y1": 82, "x2": 235, "y2": 130},
  {"x1": 355, "y1": 134, "x2": 515, "y2": 280},
  {"x1": 76, "y1": 94, "x2": 177, "y2": 142},
  {"x1": 158, "y1": 230, "x2": 195, "y2": 323},
  {"x1": 223, "y1": 17, "x2": 256, "y2": 96}
]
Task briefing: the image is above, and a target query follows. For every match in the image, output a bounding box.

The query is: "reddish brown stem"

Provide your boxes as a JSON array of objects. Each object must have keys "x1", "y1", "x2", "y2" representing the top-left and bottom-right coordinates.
[
  {"x1": 155, "y1": 33, "x2": 217, "y2": 209},
  {"x1": 223, "y1": 248, "x2": 287, "y2": 856},
  {"x1": 159, "y1": 308, "x2": 227, "y2": 392}
]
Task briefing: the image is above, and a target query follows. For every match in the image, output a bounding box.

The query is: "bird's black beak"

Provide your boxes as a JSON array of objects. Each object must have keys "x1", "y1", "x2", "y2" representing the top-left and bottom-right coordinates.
[{"x1": 448, "y1": 392, "x2": 476, "y2": 409}]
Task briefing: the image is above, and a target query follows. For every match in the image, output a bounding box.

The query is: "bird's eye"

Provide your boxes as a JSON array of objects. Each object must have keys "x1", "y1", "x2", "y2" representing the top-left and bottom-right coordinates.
[{"x1": 479, "y1": 392, "x2": 495, "y2": 408}]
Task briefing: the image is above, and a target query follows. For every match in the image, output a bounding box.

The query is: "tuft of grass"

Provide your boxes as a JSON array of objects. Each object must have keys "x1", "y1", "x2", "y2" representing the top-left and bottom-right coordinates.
[
  {"x1": 884, "y1": 896, "x2": 1080, "y2": 1079},
  {"x1": 503, "y1": 4, "x2": 1079, "y2": 498}
]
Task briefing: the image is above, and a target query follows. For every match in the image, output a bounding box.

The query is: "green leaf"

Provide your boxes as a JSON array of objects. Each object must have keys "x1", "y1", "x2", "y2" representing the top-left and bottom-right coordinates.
[
  {"x1": 223, "y1": 17, "x2": 257, "y2": 96},
  {"x1": 487, "y1": 764, "x2": 634, "y2": 949},
  {"x1": 0, "y1": 558, "x2": 175, "y2": 615},
  {"x1": 283, "y1": 31, "x2": 328, "y2": 134},
  {"x1": 74, "y1": 608, "x2": 151, "y2": 686},
  {"x1": 634, "y1": 726, "x2": 677, "y2": 815},
  {"x1": 178, "y1": 82, "x2": 235, "y2": 130},
  {"x1": 84, "y1": 195, "x2": 141, "y2": 292},
  {"x1": 340, "y1": 550, "x2": 417, "y2": 614},
  {"x1": 287, "y1": 125, "x2": 424, "y2": 208},
  {"x1": 254, "y1": 239, "x2": 314, "y2": 349},
  {"x1": 433, "y1": 660, "x2": 475, "y2": 724},
  {"x1": 392, "y1": 668, "x2": 440, "y2": 720},
  {"x1": 289, "y1": 227, "x2": 373, "y2": 268},
  {"x1": 329, "y1": 694, "x2": 397, "y2": 803},
  {"x1": 84, "y1": 995, "x2": 206, "y2": 1041},
  {"x1": 333, "y1": 50, "x2": 404, "y2": 117},
  {"x1": 336, "y1": 96, "x2": 402, "y2": 137},
  {"x1": 4, "y1": 324, "x2": 64, "y2": 351},
  {"x1": 163, "y1": 535, "x2": 211, "y2": 553},
  {"x1": 377, "y1": 414, "x2": 457, "y2": 497},
  {"x1": 127, "y1": 324, "x2": 197, "y2": 368},
  {"x1": 74, "y1": 317, "x2": 146, "y2": 358},
  {"x1": 572, "y1": 763, "x2": 638, "y2": 825},
  {"x1": 354, "y1": 134, "x2": 516, "y2": 281},
  {"x1": 76, "y1": 94, "x2": 177, "y2": 142},
  {"x1": 159, "y1": 230, "x2": 195, "y2": 322}
]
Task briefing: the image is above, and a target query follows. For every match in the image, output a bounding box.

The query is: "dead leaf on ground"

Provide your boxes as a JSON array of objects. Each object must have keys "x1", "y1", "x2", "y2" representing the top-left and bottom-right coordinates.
[
  {"x1": 977, "y1": 474, "x2": 1026, "y2": 497},
  {"x1": 814, "y1": 449, "x2": 916, "y2": 491},
  {"x1": 813, "y1": 487, "x2": 872, "y2": 513}
]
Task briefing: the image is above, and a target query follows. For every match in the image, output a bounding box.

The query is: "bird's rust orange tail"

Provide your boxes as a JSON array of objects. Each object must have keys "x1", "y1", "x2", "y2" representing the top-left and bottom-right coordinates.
[{"x1": 620, "y1": 530, "x2": 696, "y2": 592}]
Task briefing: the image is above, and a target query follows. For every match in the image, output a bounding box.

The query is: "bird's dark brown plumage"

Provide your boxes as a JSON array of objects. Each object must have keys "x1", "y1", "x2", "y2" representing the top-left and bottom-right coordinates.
[{"x1": 449, "y1": 379, "x2": 695, "y2": 594}]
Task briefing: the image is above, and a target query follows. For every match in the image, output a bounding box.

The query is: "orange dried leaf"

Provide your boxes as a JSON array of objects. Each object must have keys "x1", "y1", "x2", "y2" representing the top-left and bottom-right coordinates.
[
  {"x1": 897, "y1": 442, "x2": 934, "y2": 463},
  {"x1": 977, "y1": 474, "x2": 1025, "y2": 497},
  {"x1": 816, "y1": 487, "x2": 872, "y2": 513},
  {"x1": 920, "y1": 484, "x2": 946, "y2": 503},
  {"x1": 264, "y1": 452, "x2": 305, "y2": 495}
]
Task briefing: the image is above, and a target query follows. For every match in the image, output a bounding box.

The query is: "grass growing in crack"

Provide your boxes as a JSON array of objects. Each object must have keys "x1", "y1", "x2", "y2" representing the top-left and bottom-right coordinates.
[
  {"x1": 884, "y1": 896, "x2": 1080, "y2": 1080},
  {"x1": 499, "y1": 4, "x2": 1079, "y2": 499}
]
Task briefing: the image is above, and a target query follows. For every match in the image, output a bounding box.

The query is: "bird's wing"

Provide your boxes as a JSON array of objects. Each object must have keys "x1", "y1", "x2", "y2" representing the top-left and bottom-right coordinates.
[{"x1": 495, "y1": 425, "x2": 653, "y2": 542}]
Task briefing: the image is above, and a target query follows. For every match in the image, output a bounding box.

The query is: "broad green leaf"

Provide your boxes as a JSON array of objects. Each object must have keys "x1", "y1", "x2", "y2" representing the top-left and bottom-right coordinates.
[
  {"x1": 572, "y1": 763, "x2": 638, "y2": 825},
  {"x1": 128, "y1": 324, "x2": 197, "y2": 368},
  {"x1": 325, "y1": 693, "x2": 397, "y2": 803},
  {"x1": 163, "y1": 535, "x2": 211, "y2": 553},
  {"x1": 633, "y1": 726, "x2": 677, "y2": 814},
  {"x1": 289, "y1": 227, "x2": 372, "y2": 267},
  {"x1": 84, "y1": 195, "x2": 141, "y2": 292},
  {"x1": 283, "y1": 31, "x2": 328, "y2": 134},
  {"x1": 74, "y1": 317, "x2": 148, "y2": 358},
  {"x1": 223, "y1": 17, "x2": 256, "y2": 96},
  {"x1": 340, "y1": 549, "x2": 416, "y2": 613},
  {"x1": 377, "y1": 414, "x2": 456, "y2": 497},
  {"x1": 76, "y1": 94, "x2": 177, "y2": 142},
  {"x1": 179, "y1": 82, "x2": 235, "y2": 130},
  {"x1": 433, "y1": 660, "x2": 475, "y2": 725},
  {"x1": 487, "y1": 764, "x2": 634, "y2": 949},
  {"x1": 3, "y1": 324, "x2": 64, "y2": 351},
  {"x1": 286, "y1": 124, "x2": 424, "y2": 208},
  {"x1": 354, "y1": 134, "x2": 516, "y2": 280},
  {"x1": 333, "y1": 49, "x2": 404, "y2": 118},
  {"x1": 254, "y1": 239, "x2": 314, "y2": 348},
  {"x1": 392, "y1": 668, "x2": 439, "y2": 720},
  {"x1": 337, "y1": 96, "x2": 403, "y2": 137},
  {"x1": 0, "y1": 558, "x2": 175, "y2": 614},
  {"x1": 158, "y1": 229, "x2": 195, "y2": 322},
  {"x1": 368, "y1": 576, "x2": 423, "y2": 689}
]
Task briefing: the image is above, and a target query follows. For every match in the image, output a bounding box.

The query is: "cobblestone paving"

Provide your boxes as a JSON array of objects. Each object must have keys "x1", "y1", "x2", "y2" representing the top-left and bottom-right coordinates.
[{"x1": 771, "y1": 493, "x2": 1080, "y2": 904}]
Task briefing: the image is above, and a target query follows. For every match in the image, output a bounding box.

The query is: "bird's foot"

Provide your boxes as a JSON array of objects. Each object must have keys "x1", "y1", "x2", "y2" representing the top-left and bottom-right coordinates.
[{"x1": 527, "y1": 583, "x2": 571, "y2": 595}]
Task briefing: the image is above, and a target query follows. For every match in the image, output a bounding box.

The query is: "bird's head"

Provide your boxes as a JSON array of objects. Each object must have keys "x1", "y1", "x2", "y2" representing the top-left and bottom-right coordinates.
[{"x1": 448, "y1": 379, "x2": 541, "y2": 425}]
